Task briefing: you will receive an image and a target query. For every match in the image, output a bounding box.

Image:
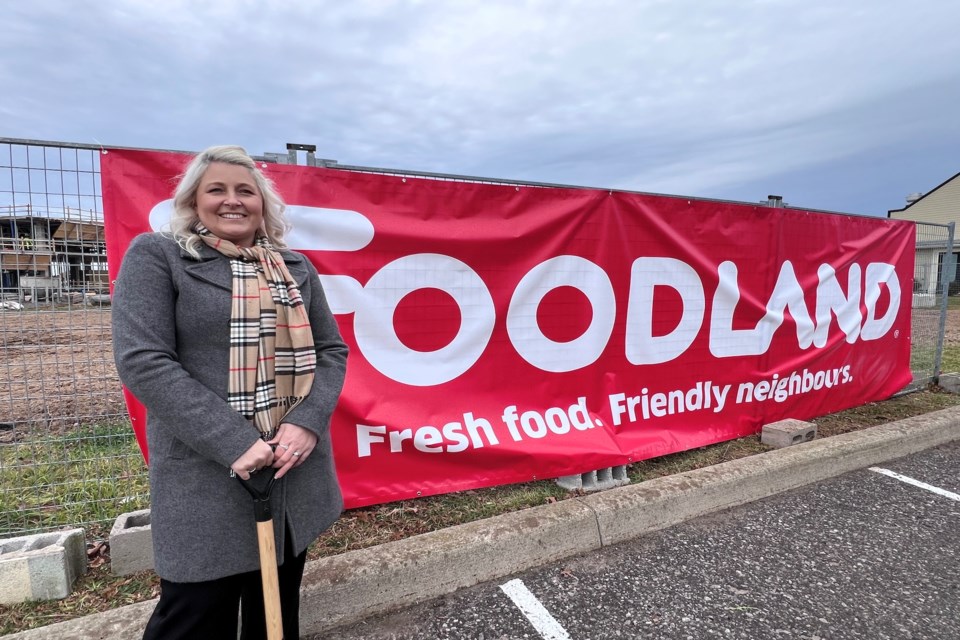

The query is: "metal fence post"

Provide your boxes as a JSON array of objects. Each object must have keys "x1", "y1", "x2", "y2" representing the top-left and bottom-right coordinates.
[{"x1": 933, "y1": 222, "x2": 955, "y2": 383}]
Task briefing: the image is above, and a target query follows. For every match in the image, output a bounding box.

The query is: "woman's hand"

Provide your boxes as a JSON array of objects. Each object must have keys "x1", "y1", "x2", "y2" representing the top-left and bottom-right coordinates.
[
  {"x1": 231, "y1": 439, "x2": 276, "y2": 480},
  {"x1": 268, "y1": 423, "x2": 318, "y2": 479}
]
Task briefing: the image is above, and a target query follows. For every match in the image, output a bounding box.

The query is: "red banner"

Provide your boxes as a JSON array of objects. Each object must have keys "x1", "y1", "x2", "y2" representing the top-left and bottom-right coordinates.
[{"x1": 102, "y1": 149, "x2": 916, "y2": 508}]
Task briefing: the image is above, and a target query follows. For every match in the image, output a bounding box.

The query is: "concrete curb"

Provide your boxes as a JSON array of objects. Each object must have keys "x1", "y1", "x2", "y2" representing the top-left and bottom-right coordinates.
[
  {"x1": 5, "y1": 405, "x2": 960, "y2": 639},
  {"x1": 585, "y1": 407, "x2": 960, "y2": 547}
]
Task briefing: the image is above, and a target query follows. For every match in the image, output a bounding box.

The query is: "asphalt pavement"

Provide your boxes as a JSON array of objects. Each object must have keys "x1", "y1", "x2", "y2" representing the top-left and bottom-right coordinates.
[{"x1": 310, "y1": 441, "x2": 960, "y2": 639}]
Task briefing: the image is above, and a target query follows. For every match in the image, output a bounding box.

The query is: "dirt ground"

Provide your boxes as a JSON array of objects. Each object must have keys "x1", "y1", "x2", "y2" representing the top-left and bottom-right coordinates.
[{"x1": 0, "y1": 306, "x2": 124, "y2": 440}]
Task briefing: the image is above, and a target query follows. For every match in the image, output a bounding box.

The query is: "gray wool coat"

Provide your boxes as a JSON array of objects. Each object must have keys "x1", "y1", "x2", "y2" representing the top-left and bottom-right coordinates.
[{"x1": 112, "y1": 233, "x2": 348, "y2": 583}]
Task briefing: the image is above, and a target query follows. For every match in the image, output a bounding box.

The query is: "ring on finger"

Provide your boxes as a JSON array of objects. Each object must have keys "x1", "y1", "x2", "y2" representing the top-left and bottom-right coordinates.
[
  {"x1": 278, "y1": 443, "x2": 290, "y2": 451},
  {"x1": 292, "y1": 451, "x2": 301, "y2": 457}
]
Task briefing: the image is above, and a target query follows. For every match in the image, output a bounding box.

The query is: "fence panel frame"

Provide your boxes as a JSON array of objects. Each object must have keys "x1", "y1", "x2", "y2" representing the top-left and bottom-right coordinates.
[{"x1": 0, "y1": 135, "x2": 950, "y2": 536}]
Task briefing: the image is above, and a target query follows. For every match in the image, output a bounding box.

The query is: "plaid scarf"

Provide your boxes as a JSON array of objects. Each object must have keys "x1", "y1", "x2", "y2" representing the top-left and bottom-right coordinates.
[{"x1": 196, "y1": 224, "x2": 316, "y2": 439}]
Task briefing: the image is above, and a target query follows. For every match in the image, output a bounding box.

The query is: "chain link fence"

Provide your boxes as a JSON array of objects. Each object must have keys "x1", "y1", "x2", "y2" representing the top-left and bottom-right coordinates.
[
  {"x1": 908, "y1": 220, "x2": 955, "y2": 392},
  {"x1": 0, "y1": 136, "x2": 952, "y2": 537},
  {"x1": 0, "y1": 140, "x2": 147, "y2": 536}
]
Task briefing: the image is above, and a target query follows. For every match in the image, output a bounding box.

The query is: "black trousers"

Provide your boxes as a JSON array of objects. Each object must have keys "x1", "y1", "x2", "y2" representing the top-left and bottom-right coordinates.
[{"x1": 142, "y1": 529, "x2": 308, "y2": 640}]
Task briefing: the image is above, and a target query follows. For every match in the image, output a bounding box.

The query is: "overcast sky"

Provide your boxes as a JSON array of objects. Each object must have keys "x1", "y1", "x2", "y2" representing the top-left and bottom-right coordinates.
[{"x1": 3, "y1": 0, "x2": 958, "y2": 216}]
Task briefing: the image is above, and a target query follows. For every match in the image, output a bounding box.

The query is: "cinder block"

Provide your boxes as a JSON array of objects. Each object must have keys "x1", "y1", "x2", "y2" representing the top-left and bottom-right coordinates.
[
  {"x1": 762, "y1": 419, "x2": 817, "y2": 449},
  {"x1": 110, "y1": 509, "x2": 154, "y2": 576},
  {"x1": 939, "y1": 373, "x2": 960, "y2": 393},
  {"x1": 557, "y1": 465, "x2": 630, "y2": 492},
  {"x1": 0, "y1": 528, "x2": 86, "y2": 604}
]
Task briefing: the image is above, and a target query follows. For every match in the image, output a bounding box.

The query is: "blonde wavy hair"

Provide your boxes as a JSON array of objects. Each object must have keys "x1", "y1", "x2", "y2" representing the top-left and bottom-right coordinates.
[{"x1": 168, "y1": 145, "x2": 290, "y2": 258}]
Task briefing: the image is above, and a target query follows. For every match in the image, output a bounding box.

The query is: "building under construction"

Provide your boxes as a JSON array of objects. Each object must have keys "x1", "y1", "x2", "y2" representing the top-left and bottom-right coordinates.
[{"x1": 0, "y1": 204, "x2": 108, "y2": 299}]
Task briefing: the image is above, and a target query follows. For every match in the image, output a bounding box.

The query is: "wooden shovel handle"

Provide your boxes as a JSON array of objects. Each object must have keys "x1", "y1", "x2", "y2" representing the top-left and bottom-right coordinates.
[{"x1": 256, "y1": 519, "x2": 283, "y2": 640}]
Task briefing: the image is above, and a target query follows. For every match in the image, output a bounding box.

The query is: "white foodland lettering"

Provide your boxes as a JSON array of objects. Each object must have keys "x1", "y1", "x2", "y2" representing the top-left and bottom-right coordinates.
[{"x1": 319, "y1": 251, "x2": 899, "y2": 387}]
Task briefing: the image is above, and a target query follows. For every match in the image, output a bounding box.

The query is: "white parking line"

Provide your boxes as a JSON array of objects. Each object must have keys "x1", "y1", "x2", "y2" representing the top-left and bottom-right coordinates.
[
  {"x1": 500, "y1": 578, "x2": 572, "y2": 640},
  {"x1": 869, "y1": 467, "x2": 960, "y2": 501}
]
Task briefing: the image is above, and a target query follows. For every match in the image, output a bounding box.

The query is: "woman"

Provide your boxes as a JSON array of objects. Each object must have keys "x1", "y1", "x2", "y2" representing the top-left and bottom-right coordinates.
[{"x1": 112, "y1": 145, "x2": 348, "y2": 639}]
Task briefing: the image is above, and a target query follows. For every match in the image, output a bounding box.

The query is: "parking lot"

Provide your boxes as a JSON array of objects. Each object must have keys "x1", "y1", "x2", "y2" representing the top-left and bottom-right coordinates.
[{"x1": 312, "y1": 441, "x2": 960, "y2": 639}]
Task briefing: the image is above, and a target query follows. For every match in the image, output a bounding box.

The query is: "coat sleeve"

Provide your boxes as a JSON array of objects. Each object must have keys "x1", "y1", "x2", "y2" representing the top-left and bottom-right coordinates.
[
  {"x1": 112, "y1": 234, "x2": 262, "y2": 468},
  {"x1": 281, "y1": 256, "x2": 348, "y2": 436}
]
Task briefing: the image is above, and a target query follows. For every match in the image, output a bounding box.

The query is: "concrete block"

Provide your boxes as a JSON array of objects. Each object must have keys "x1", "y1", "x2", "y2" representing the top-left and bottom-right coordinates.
[
  {"x1": 0, "y1": 528, "x2": 86, "y2": 604},
  {"x1": 761, "y1": 419, "x2": 816, "y2": 449},
  {"x1": 109, "y1": 510, "x2": 154, "y2": 576},
  {"x1": 939, "y1": 373, "x2": 960, "y2": 392},
  {"x1": 556, "y1": 465, "x2": 630, "y2": 492}
]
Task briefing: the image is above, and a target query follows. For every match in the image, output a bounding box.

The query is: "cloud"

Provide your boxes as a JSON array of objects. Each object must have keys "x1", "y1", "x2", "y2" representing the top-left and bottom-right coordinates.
[{"x1": 3, "y1": 0, "x2": 959, "y2": 215}]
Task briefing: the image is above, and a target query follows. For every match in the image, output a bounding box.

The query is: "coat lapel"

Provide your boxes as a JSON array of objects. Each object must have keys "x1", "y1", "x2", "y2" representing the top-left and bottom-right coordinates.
[
  {"x1": 279, "y1": 250, "x2": 311, "y2": 287},
  {"x1": 183, "y1": 244, "x2": 233, "y2": 291}
]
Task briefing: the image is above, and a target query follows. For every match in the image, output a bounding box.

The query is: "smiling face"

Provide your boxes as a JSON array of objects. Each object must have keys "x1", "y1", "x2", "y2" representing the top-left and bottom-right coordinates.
[{"x1": 194, "y1": 162, "x2": 265, "y2": 247}]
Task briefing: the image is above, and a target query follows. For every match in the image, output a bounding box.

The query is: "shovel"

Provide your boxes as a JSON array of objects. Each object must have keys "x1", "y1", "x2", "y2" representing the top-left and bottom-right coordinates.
[{"x1": 238, "y1": 467, "x2": 283, "y2": 640}]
